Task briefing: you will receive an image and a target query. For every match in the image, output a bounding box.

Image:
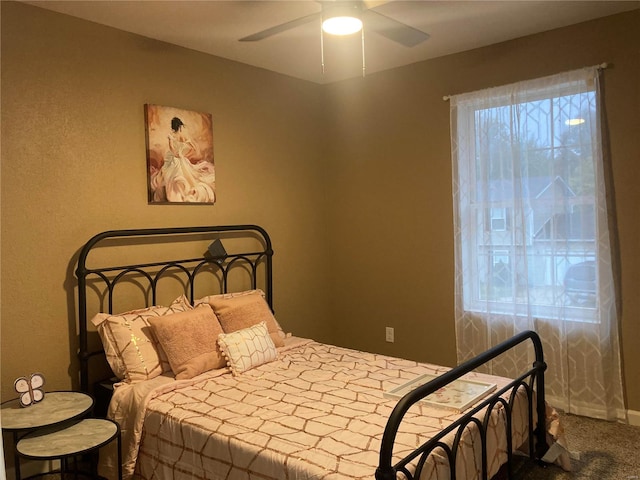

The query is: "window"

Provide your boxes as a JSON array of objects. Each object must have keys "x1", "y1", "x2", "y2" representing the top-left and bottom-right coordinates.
[
  {"x1": 450, "y1": 67, "x2": 624, "y2": 420},
  {"x1": 451, "y1": 69, "x2": 609, "y2": 322},
  {"x1": 488, "y1": 207, "x2": 509, "y2": 231}
]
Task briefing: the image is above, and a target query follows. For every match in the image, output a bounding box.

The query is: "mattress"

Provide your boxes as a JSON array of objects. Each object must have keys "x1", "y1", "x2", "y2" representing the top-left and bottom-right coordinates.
[{"x1": 100, "y1": 338, "x2": 540, "y2": 480}]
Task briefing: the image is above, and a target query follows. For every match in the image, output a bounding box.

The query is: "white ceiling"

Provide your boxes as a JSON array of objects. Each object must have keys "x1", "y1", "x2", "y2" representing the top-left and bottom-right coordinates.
[{"x1": 24, "y1": 0, "x2": 640, "y2": 84}]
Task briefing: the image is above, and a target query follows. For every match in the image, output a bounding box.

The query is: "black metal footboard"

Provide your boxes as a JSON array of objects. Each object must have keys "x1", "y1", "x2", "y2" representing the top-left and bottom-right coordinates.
[{"x1": 376, "y1": 330, "x2": 547, "y2": 480}]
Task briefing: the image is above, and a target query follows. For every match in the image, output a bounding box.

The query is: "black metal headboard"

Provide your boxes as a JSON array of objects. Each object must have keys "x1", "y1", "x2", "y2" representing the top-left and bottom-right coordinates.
[{"x1": 76, "y1": 225, "x2": 273, "y2": 394}]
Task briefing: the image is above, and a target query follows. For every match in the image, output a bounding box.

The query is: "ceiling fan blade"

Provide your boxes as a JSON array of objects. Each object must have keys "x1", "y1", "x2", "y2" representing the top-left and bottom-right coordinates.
[
  {"x1": 363, "y1": 9, "x2": 429, "y2": 47},
  {"x1": 361, "y1": 0, "x2": 390, "y2": 8},
  {"x1": 240, "y1": 12, "x2": 321, "y2": 42}
]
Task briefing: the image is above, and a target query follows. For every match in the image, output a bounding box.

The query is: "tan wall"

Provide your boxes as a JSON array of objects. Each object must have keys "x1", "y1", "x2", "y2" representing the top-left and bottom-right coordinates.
[
  {"x1": 0, "y1": 2, "x2": 332, "y2": 401},
  {"x1": 324, "y1": 10, "x2": 640, "y2": 411},
  {"x1": 2, "y1": 1, "x2": 639, "y2": 415}
]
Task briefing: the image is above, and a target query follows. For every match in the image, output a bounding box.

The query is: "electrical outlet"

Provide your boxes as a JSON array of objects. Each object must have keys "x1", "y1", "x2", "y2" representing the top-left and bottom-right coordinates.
[{"x1": 385, "y1": 327, "x2": 394, "y2": 343}]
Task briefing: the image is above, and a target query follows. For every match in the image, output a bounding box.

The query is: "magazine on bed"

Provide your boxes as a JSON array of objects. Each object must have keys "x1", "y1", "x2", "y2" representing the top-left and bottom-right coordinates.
[{"x1": 384, "y1": 373, "x2": 497, "y2": 413}]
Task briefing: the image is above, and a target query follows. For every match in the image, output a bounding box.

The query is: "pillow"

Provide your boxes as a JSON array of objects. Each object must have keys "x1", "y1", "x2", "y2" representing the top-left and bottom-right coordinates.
[
  {"x1": 196, "y1": 290, "x2": 285, "y2": 347},
  {"x1": 148, "y1": 304, "x2": 226, "y2": 380},
  {"x1": 217, "y1": 322, "x2": 277, "y2": 375},
  {"x1": 90, "y1": 295, "x2": 192, "y2": 383}
]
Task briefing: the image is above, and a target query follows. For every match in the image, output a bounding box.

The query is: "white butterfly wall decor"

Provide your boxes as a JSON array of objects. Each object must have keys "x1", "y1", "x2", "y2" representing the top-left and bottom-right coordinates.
[{"x1": 14, "y1": 373, "x2": 46, "y2": 407}]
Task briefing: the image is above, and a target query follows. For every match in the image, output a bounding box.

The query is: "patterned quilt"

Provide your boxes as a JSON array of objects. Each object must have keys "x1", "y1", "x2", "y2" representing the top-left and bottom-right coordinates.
[{"x1": 101, "y1": 338, "x2": 537, "y2": 480}]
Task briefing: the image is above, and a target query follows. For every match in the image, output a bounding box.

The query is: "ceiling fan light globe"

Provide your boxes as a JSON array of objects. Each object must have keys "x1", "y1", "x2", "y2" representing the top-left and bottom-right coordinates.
[{"x1": 322, "y1": 16, "x2": 363, "y2": 35}]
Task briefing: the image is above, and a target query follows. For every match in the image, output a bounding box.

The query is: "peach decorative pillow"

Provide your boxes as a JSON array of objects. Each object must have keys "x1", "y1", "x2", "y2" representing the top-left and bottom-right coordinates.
[
  {"x1": 148, "y1": 304, "x2": 226, "y2": 380},
  {"x1": 90, "y1": 295, "x2": 192, "y2": 383},
  {"x1": 217, "y1": 322, "x2": 277, "y2": 375},
  {"x1": 197, "y1": 290, "x2": 284, "y2": 347}
]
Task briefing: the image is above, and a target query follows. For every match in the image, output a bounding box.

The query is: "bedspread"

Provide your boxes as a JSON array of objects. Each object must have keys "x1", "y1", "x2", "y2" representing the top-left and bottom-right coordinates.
[{"x1": 101, "y1": 338, "x2": 540, "y2": 480}]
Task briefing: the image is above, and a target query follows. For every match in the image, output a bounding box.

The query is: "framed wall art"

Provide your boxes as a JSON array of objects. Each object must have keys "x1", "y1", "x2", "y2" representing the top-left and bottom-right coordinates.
[{"x1": 145, "y1": 104, "x2": 215, "y2": 204}]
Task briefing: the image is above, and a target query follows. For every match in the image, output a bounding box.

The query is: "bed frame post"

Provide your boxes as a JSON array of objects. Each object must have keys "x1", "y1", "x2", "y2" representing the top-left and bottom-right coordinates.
[
  {"x1": 532, "y1": 334, "x2": 549, "y2": 460},
  {"x1": 77, "y1": 272, "x2": 89, "y2": 393}
]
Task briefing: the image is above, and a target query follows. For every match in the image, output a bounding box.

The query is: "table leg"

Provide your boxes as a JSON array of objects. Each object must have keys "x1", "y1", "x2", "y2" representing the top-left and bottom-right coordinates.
[
  {"x1": 11, "y1": 432, "x2": 21, "y2": 480},
  {"x1": 117, "y1": 432, "x2": 123, "y2": 480}
]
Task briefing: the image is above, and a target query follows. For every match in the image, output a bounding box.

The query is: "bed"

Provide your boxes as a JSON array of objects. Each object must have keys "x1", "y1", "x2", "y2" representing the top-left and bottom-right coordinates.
[{"x1": 75, "y1": 225, "x2": 563, "y2": 480}]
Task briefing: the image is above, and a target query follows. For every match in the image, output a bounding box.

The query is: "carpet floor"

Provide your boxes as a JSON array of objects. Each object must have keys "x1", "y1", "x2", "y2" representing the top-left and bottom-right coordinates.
[{"x1": 515, "y1": 413, "x2": 640, "y2": 480}]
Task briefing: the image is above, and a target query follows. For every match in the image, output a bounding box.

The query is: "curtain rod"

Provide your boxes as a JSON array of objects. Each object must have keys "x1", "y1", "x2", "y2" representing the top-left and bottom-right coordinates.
[{"x1": 441, "y1": 62, "x2": 609, "y2": 101}]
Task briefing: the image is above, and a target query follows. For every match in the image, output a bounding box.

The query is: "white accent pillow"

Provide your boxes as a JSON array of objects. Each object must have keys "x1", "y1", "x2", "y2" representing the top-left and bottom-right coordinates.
[{"x1": 217, "y1": 321, "x2": 277, "y2": 375}]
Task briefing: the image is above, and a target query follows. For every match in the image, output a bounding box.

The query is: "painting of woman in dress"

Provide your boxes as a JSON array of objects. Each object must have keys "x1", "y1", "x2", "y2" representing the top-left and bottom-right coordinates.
[{"x1": 145, "y1": 104, "x2": 216, "y2": 204}]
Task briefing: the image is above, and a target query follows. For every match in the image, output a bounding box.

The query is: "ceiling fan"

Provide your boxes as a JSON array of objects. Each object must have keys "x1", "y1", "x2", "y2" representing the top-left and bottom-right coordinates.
[{"x1": 239, "y1": 1, "x2": 430, "y2": 48}]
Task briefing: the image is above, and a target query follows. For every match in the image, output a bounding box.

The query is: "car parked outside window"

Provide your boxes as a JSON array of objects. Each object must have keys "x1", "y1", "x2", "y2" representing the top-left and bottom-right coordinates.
[{"x1": 564, "y1": 261, "x2": 596, "y2": 305}]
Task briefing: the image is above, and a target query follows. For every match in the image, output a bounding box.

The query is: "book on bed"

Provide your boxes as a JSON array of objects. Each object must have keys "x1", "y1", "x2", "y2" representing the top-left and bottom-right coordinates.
[{"x1": 384, "y1": 373, "x2": 497, "y2": 413}]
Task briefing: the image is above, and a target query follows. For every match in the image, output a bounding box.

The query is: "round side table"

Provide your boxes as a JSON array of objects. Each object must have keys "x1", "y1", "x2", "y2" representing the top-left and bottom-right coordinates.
[
  {"x1": 1, "y1": 391, "x2": 94, "y2": 480},
  {"x1": 17, "y1": 418, "x2": 122, "y2": 480},
  {"x1": 1, "y1": 391, "x2": 94, "y2": 431}
]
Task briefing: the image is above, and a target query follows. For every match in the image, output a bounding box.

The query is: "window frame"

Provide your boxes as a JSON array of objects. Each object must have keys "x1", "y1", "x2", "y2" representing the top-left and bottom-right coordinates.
[{"x1": 455, "y1": 82, "x2": 599, "y2": 323}]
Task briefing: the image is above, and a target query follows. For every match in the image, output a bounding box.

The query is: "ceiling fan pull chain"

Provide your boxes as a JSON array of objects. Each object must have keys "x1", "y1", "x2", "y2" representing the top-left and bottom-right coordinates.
[
  {"x1": 320, "y1": 20, "x2": 326, "y2": 75},
  {"x1": 361, "y1": 26, "x2": 366, "y2": 77}
]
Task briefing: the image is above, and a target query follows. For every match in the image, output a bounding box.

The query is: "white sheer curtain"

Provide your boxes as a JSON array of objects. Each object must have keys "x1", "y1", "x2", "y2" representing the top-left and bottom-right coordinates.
[{"x1": 450, "y1": 66, "x2": 626, "y2": 421}]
